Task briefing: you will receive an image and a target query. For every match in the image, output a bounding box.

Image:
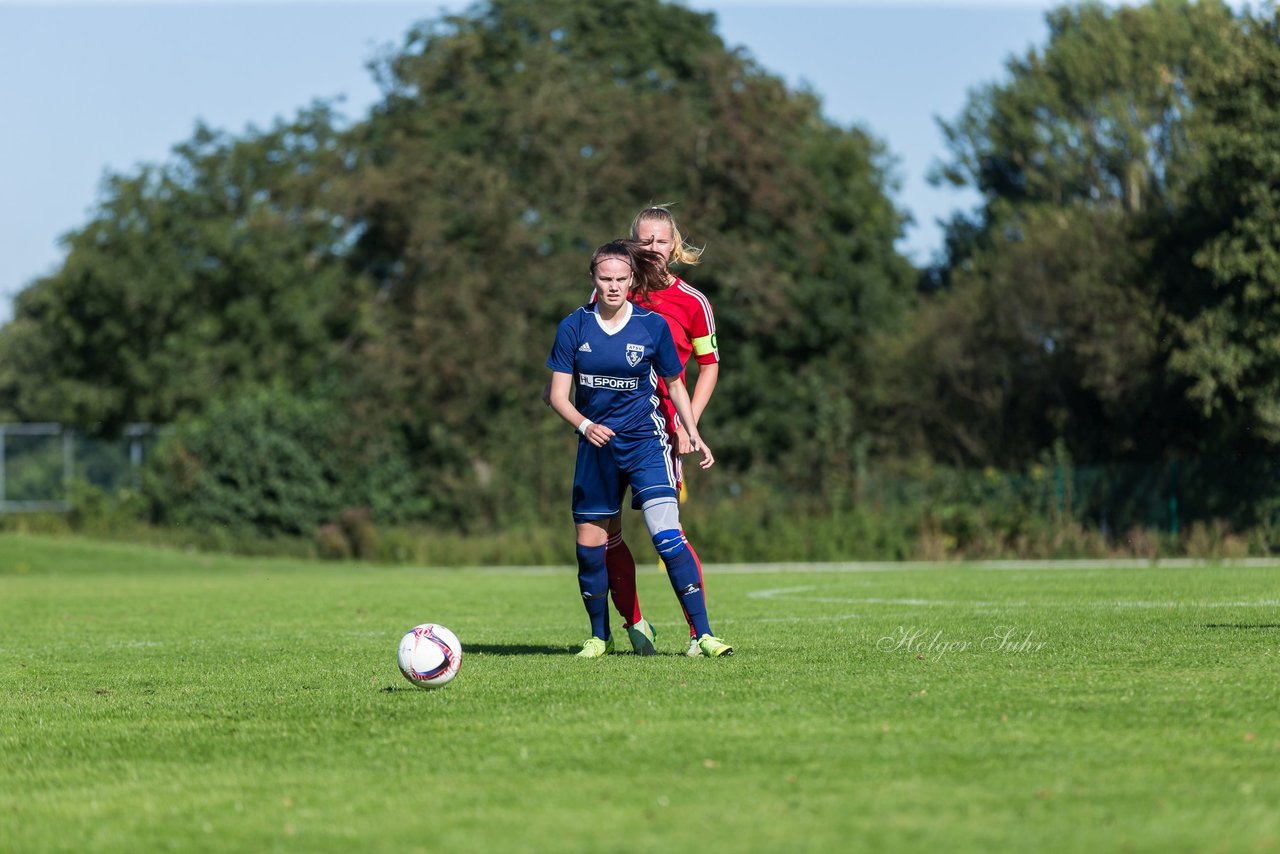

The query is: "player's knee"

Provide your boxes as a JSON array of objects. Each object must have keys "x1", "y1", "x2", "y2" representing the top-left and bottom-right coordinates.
[
  {"x1": 651, "y1": 528, "x2": 688, "y2": 560},
  {"x1": 641, "y1": 496, "x2": 681, "y2": 540},
  {"x1": 575, "y1": 542, "x2": 606, "y2": 571}
]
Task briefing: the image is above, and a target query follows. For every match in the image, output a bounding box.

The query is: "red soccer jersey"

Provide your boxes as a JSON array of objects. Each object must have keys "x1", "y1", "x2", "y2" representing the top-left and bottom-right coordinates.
[{"x1": 631, "y1": 277, "x2": 719, "y2": 431}]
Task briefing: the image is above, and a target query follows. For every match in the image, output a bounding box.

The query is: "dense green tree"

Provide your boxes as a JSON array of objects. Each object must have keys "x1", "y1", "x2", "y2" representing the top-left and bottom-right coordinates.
[
  {"x1": 908, "y1": 0, "x2": 1246, "y2": 466},
  {"x1": 345, "y1": 0, "x2": 913, "y2": 504},
  {"x1": 0, "y1": 105, "x2": 369, "y2": 430},
  {"x1": 1167, "y1": 10, "x2": 1280, "y2": 445},
  {"x1": 877, "y1": 206, "x2": 1159, "y2": 466},
  {"x1": 934, "y1": 0, "x2": 1234, "y2": 221},
  {"x1": 0, "y1": 0, "x2": 913, "y2": 529},
  {"x1": 10, "y1": 0, "x2": 1280, "y2": 543}
]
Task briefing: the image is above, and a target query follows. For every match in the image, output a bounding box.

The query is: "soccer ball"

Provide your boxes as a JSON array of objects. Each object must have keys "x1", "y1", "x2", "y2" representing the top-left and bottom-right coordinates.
[{"x1": 397, "y1": 624, "x2": 462, "y2": 688}]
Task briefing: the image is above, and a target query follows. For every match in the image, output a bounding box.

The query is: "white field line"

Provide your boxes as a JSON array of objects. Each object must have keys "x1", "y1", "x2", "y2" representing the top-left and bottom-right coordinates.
[
  {"x1": 714, "y1": 558, "x2": 1280, "y2": 572},
  {"x1": 463, "y1": 558, "x2": 1280, "y2": 575},
  {"x1": 745, "y1": 586, "x2": 1280, "y2": 609},
  {"x1": 748, "y1": 586, "x2": 1010, "y2": 607}
]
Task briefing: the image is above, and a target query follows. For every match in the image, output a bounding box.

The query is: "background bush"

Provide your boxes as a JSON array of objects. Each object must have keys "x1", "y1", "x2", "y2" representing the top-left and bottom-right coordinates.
[{"x1": 143, "y1": 386, "x2": 422, "y2": 537}]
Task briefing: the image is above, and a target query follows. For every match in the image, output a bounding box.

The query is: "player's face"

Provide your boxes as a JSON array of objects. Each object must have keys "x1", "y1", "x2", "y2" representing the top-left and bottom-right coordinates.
[
  {"x1": 592, "y1": 256, "x2": 633, "y2": 309},
  {"x1": 634, "y1": 219, "x2": 674, "y2": 266}
]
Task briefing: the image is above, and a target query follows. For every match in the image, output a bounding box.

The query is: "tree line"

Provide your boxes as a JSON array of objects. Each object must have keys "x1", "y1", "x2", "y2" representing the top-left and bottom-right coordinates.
[{"x1": 2, "y1": 0, "x2": 1278, "y2": 546}]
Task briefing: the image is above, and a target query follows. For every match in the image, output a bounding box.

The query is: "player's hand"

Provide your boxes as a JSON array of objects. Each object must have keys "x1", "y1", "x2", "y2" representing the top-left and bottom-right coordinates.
[
  {"x1": 540, "y1": 381, "x2": 553, "y2": 406},
  {"x1": 583, "y1": 422, "x2": 615, "y2": 447},
  {"x1": 674, "y1": 424, "x2": 694, "y2": 455},
  {"x1": 688, "y1": 436, "x2": 714, "y2": 469}
]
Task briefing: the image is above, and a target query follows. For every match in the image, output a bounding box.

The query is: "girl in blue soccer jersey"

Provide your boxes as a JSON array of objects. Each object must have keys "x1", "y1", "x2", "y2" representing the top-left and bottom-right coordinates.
[
  {"x1": 546, "y1": 239, "x2": 733, "y2": 659},
  {"x1": 604, "y1": 205, "x2": 720, "y2": 658}
]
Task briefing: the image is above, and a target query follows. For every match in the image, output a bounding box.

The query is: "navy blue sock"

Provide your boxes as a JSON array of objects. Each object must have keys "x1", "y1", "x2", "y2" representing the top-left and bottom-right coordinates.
[
  {"x1": 653, "y1": 529, "x2": 712, "y2": 638},
  {"x1": 576, "y1": 543, "x2": 610, "y2": 640}
]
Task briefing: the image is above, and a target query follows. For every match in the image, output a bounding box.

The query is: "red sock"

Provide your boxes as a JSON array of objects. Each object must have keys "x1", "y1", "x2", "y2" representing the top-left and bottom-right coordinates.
[{"x1": 605, "y1": 533, "x2": 643, "y2": 627}]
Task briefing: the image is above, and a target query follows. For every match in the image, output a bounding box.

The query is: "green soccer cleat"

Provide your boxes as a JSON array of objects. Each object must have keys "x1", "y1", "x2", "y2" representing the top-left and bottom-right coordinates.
[
  {"x1": 576, "y1": 636, "x2": 615, "y2": 658},
  {"x1": 685, "y1": 637, "x2": 702, "y2": 658},
  {"x1": 697, "y1": 634, "x2": 734, "y2": 658},
  {"x1": 626, "y1": 619, "x2": 658, "y2": 656}
]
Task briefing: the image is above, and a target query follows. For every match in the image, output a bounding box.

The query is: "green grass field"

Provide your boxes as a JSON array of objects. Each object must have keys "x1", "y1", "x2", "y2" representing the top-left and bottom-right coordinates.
[{"x1": 2, "y1": 533, "x2": 1278, "y2": 852}]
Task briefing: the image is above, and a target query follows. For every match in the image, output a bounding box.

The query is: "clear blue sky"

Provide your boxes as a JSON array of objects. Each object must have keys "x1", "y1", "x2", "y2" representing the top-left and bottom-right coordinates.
[{"x1": 0, "y1": 1, "x2": 1148, "y2": 322}]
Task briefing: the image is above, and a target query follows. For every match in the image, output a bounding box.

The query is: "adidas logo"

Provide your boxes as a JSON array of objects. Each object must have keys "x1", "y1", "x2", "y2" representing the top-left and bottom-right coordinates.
[{"x1": 579, "y1": 342, "x2": 593, "y2": 352}]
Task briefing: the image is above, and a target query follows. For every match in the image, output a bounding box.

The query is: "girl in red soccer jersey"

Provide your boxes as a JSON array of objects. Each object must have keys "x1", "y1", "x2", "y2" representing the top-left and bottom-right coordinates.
[{"x1": 603, "y1": 206, "x2": 721, "y2": 658}]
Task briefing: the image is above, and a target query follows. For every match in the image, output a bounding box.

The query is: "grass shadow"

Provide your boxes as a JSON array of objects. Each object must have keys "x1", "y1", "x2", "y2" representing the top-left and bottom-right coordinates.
[
  {"x1": 464, "y1": 643, "x2": 696, "y2": 657},
  {"x1": 464, "y1": 643, "x2": 571, "y2": 656}
]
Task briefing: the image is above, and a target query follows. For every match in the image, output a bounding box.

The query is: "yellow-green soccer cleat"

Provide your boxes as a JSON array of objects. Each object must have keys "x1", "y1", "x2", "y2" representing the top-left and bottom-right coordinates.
[
  {"x1": 697, "y1": 634, "x2": 734, "y2": 658},
  {"x1": 626, "y1": 619, "x2": 658, "y2": 656},
  {"x1": 576, "y1": 636, "x2": 615, "y2": 658},
  {"x1": 685, "y1": 637, "x2": 702, "y2": 658}
]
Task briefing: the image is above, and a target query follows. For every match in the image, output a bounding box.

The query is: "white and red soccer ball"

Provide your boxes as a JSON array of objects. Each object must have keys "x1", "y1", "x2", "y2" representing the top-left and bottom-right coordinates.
[{"x1": 397, "y1": 624, "x2": 462, "y2": 688}]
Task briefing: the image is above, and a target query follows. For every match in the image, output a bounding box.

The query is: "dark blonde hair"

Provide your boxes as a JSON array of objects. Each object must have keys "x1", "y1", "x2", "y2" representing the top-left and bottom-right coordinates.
[
  {"x1": 630, "y1": 204, "x2": 703, "y2": 267},
  {"x1": 590, "y1": 239, "x2": 669, "y2": 302}
]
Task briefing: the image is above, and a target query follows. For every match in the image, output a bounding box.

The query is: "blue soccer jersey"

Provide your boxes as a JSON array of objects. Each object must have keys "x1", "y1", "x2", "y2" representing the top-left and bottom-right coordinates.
[{"x1": 547, "y1": 302, "x2": 683, "y2": 435}]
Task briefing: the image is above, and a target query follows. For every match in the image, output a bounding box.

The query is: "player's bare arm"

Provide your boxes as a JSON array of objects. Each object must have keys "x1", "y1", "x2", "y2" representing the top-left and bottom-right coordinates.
[
  {"x1": 665, "y1": 376, "x2": 713, "y2": 469},
  {"x1": 672, "y1": 362, "x2": 720, "y2": 455},
  {"x1": 689, "y1": 362, "x2": 719, "y2": 424},
  {"x1": 548, "y1": 370, "x2": 615, "y2": 447}
]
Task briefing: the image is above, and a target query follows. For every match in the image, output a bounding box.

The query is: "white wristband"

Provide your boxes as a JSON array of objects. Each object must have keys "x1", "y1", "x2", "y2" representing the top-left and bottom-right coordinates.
[{"x1": 577, "y1": 418, "x2": 593, "y2": 435}]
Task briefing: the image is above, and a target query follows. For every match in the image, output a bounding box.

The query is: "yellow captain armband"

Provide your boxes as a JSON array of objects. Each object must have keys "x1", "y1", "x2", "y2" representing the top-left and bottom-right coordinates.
[{"x1": 692, "y1": 333, "x2": 718, "y2": 356}]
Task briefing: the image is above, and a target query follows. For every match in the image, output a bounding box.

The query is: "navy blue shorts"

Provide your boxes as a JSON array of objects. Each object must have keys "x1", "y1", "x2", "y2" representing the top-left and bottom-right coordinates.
[{"x1": 572, "y1": 430, "x2": 677, "y2": 523}]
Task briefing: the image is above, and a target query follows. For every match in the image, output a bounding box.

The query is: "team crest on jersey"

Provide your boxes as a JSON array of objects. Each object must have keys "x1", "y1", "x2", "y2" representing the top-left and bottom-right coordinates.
[{"x1": 625, "y1": 343, "x2": 644, "y2": 367}]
